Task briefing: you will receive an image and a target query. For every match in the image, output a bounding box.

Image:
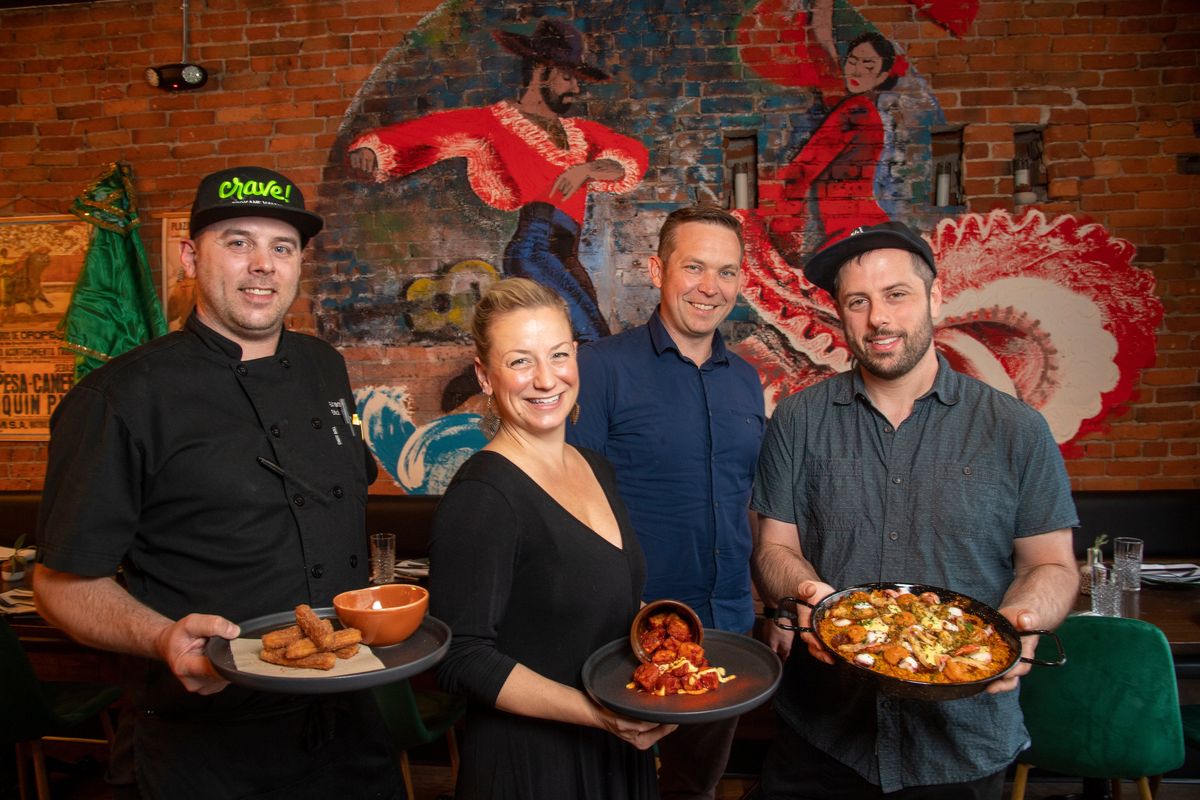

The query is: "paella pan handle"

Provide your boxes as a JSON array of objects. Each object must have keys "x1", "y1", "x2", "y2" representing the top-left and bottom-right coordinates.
[
  {"x1": 772, "y1": 596, "x2": 814, "y2": 633},
  {"x1": 1017, "y1": 628, "x2": 1066, "y2": 667}
]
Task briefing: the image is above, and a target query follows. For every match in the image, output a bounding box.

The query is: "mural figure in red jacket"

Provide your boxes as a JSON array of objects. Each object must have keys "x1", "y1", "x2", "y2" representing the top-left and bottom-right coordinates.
[{"x1": 349, "y1": 19, "x2": 648, "y2": 341}]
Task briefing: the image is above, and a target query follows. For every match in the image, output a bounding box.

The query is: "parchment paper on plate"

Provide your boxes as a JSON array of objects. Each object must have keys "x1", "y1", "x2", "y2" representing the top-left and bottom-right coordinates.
[{"x1": 230, "y1": 637, "x2": 386, "y2": 679}]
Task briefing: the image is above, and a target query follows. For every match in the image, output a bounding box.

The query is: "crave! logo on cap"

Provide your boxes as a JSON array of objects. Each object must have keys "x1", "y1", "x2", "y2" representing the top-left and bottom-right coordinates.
[{"x1": 189, "y1": 166, "x2": 324, "y2": 246}]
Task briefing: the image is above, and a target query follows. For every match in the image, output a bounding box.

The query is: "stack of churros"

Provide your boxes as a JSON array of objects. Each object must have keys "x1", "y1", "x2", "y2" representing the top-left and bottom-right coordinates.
[{"x1": 258, "y1": 604, "x2": 364, "y2": 670}]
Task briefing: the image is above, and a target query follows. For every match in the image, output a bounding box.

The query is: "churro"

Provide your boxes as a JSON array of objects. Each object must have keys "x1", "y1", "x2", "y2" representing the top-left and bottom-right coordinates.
[
  {"x1": 295, "y1": 604, "x2": 335, "y2": 651},
  {"x1": 332, "y1": 643, "x2": 360, "y2": 659},
  {"x1": 259, "y1": 649, "x2": 337, "y2": 671},
  {"x1": 260, "y1": 625, "x2": 303, "y2": 650},
  {"x1": 257, "y1": 608, "x2": 364, "y2": 671},
  {"x1": 283, "y1": 627, "x2": 362, "y2": 659}
]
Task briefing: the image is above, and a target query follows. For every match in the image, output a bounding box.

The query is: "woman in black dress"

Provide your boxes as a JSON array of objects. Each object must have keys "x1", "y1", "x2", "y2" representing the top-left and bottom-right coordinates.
[{"x1": 429, "y1": 278, "x2": 675, "y2": 799}]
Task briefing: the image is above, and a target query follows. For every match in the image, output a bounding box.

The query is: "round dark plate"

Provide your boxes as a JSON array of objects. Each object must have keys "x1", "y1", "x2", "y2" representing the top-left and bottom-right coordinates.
[
  {"x1": 582, "y1": 629, "x2": 782, "y2": 724},
  {"x1": 205, "y1": 606, "x2": 450, "y2": 694}
]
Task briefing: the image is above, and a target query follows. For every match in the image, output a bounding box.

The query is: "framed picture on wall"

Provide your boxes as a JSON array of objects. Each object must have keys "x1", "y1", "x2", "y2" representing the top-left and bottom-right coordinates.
[
  {"x1": 160, "y1": 212, "x2": 192, "y2": 332},
  {"x1": 0, "y1": 214, "x2": 91, "y2": 440}
]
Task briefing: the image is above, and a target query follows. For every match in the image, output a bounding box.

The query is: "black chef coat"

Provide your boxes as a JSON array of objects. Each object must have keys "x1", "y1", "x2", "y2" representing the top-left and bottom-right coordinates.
[{"x1": 37, "y1": 314, "x2": 403, "y2": 799}]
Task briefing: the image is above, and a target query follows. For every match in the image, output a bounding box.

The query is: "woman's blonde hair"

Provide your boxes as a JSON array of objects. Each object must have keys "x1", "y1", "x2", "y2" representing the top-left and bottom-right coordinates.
[{"x1": 471, "y1": 278, "x2": 571, "y2": 361}]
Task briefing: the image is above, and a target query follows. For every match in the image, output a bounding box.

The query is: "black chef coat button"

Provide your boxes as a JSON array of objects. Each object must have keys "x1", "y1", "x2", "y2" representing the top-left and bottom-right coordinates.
[
  {"x1": 270, "y1": 425, "x2": 281, "y2": 437},
  {"x1": 280, "y1": 357, "x2": 291, "y2": 368},
  {"x1": 311, "y1": 564, "x2": 324, "y2": 579},
  {"x1": 332, "y1": 485, "x2": 344, "y2": 498},
  {"x1": 311, "y1": 418, "x2": 322, "y2": 429},
  {"x1": 236, "y1": 364, "x2": 248, "y2": 376},
  {"x1": 349, "y1": 554, "x2": 358, "y2": 568},
  {"x1": 292, "y1": 494, "x2": 305, "y2": 507}
]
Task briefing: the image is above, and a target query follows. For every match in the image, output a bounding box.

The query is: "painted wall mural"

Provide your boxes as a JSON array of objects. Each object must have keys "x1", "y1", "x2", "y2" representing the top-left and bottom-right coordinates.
[
  {"x1": 347, "y1": 18, "x2": 648, "y2": 342},
  {"x1": 318, "y1": 0, "x2": 1162, "y2": 493},
  {"x1": 736, "y1": 208, "x2": 1162, "y2": 458}
]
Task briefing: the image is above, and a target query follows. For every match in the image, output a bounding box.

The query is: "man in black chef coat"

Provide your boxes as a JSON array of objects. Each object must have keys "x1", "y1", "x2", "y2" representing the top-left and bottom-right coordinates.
[{"x1": 34, "y1": 166, "x2": 405, "y2": 799}]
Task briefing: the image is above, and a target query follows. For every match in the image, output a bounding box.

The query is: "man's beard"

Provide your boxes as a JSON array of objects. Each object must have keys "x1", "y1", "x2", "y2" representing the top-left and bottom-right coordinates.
[
  {"x1": 850, "y1": 313, "x2": 935, "y2": 380},
  {"x1": 541, "y1": 85, "x2": 577, "y2": 115}
]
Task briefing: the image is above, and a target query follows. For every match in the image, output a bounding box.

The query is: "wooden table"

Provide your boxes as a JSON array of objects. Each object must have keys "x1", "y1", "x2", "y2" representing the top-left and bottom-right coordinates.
[
  {"x1": 3, "y1": 572, "x2": 123, "y2": 683},
  {"x1": 1072, "y1": 582, "x2": 1200, "y2": 668}
]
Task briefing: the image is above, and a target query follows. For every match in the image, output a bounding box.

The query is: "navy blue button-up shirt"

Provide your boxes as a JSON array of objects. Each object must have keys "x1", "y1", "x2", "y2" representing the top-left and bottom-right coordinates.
[{"x1": 568, "y1": 310, "x2": 765, "y2": 632}]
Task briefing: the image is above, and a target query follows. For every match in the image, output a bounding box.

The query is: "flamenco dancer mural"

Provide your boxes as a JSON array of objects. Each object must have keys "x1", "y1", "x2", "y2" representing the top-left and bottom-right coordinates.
[
  {"x1": 322, "y1": 0, "x2": 1162, "y2": 492},
  {"x1": 732, "y1": 0, "x2": 1161, "y2": 457}
]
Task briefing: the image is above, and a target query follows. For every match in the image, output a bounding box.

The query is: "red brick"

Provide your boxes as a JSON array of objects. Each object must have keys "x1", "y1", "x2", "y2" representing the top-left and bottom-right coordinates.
[
  {"x1": 1108, "y1": 175, "x2": 1166, "y2": 192},
  {"x1": 1102, "y1": 139, "x2": 1165, "y2": 157},
  {"x1": 1113, "y1": 441, "x2": 1142, "y2": 458},
  {"x1": 1088, "y1": 106, "x2": 1138, "y2": 124},
  {"x1": 1163, "y1": 460, "x2": 1200, "y2": 477},
  {"x1": 1080, "y1": 88, "x2": 1132, "y2": 105},
  {"x1": 1081, "y1": 193, "x2": 1136, "y2": 212}
]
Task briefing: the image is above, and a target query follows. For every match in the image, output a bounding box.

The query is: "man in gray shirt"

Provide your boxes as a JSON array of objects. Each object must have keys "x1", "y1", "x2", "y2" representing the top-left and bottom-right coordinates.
[{"x1": 751, "y1": 221, "x2": 1079, "y2": 799}]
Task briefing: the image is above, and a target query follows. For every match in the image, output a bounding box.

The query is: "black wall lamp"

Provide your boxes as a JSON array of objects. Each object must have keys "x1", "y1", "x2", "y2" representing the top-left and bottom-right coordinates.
[
  {"x1": 145, "y1": 63, "x2": 207, "y2": 91},
  {"x1": 145, "y1": 0, "x2": 209, "y2": 91}
]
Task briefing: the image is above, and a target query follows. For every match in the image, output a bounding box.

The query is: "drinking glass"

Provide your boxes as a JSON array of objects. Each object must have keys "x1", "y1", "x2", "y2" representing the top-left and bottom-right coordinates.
[
  {"x1": 1113, "y1": 537, "x2": 1143, "y2": 592},
  {"x1": 370, "y1": 532, "x2": 396, "y2": 585},
  {"x1": 1090, "y1": 564, "x2": 1120, "y2": 617}
]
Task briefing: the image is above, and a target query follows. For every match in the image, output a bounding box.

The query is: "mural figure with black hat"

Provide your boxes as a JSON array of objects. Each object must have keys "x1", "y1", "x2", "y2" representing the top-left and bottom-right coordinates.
[{"x1": 348, "y1": 18, "x2": 648, "y2": 342}]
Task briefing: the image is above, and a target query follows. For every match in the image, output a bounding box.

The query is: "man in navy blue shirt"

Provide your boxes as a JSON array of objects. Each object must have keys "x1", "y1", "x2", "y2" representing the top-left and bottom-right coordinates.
[{"x1": 568, "y1": 205, "x2": 765, "y2": 800}]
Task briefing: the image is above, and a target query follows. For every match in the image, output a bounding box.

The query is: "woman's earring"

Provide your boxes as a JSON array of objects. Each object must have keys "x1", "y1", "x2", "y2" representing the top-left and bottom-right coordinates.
[
  {"x1": 570, "y1": 402, "x2": 581, "y2": 425},
  {"x1": 479, "y1": 394, "x2": 500, "y2": 438}
]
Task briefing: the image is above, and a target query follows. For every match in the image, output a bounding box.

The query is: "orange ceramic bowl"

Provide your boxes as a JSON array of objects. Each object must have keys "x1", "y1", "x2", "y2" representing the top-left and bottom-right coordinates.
[
  {"x1": 630, "y1": 599, "x2": 704, "y2": 663},
  {"x1": 333, "y1": 584, "x2": 429, "y2": 646}
]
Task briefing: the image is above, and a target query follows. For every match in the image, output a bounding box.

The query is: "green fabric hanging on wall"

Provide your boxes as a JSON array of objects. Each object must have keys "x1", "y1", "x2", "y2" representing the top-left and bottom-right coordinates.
[{"x1": 58, "y1": 162, "x2": 168, "y2": 380}]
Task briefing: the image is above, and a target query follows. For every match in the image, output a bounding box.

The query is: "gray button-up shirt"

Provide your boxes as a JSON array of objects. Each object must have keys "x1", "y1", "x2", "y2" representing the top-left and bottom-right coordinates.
[{"x1": 752, "y1": 355, "x2": 1077, "y2": 791}]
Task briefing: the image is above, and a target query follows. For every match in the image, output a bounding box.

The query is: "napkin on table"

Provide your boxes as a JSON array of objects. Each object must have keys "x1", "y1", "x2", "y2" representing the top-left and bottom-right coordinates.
[{"x1": 0, "y1": 588, "x2": 36, "y2": 615}]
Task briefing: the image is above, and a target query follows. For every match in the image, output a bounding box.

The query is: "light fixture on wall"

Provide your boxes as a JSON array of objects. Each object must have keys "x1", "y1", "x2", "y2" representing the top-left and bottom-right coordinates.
[
  {"x1": 145, "y1": 0, "x2": 209, "y2": 91},
  {"x1": 145, "y1": 63, "x2": 207, "y2": 91}
]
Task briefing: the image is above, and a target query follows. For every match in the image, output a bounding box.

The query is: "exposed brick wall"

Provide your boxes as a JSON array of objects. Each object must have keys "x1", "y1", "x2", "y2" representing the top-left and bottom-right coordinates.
[{"x1": 0, "y1": 0, "x2": 1195, "y2": 492}]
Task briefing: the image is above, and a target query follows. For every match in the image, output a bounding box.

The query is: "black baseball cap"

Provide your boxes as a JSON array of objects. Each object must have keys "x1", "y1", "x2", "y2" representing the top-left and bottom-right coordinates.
[
  {"x1": 803, "y1": 221, "x2": 936, "y2": 297},
  {"x1": 189, "y1": 166, "x2": 324, "y2": 247}
]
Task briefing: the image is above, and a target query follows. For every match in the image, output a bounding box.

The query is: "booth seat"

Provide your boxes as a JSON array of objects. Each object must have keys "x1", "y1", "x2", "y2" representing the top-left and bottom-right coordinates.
[{"x1": 1070, "y1": 490, "x2": 1199, "y2": 559}]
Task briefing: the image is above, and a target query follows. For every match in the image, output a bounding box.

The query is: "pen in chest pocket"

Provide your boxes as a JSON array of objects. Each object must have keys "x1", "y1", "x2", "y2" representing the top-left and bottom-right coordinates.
[{"x1": 338, "y1": 397, "x2": 365, "y2": 439}]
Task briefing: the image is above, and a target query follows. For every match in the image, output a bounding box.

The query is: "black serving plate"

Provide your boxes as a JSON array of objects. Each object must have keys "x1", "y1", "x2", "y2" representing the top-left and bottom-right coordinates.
[
  {"x1": 205, "y1": 606, "x2": 450, "y2": 694},
  {"x1": 582, "y1": 630, "x2": 782, "y2": 724}
]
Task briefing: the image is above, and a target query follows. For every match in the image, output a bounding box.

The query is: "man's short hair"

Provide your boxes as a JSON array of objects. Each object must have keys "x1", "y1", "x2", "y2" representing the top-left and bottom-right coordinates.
[{"x1": 656, "y1": 205, "x2": 744, "y2": 263}]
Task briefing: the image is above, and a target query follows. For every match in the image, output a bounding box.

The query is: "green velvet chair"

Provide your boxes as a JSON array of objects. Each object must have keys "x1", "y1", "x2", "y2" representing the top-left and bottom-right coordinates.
[
  {"x1": 1010, "y1": 615, "x2": 1184, "y2": 800},
  {"x1": 0, "y1": 616, "x2": 124, "y2": 800},
  {"x1": 373, "y1": 678, "x2": 466, "y2": 799}
]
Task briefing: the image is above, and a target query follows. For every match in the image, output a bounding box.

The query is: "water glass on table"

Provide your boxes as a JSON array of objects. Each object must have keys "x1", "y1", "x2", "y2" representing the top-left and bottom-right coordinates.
[
  {"x1": 1114, "y1": 537, "x2": 1143, "y2": 592},
  {"x1": 1090, "y1": 564, "x2": 1120, "y2": 617},
  {"x1": 370, "y1": 532, "x2": 396, "y2": 585}
]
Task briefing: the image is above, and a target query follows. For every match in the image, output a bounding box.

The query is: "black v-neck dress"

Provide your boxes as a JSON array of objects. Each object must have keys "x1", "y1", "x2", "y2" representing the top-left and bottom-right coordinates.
[{"x1": 429, "y1": 449, "x2": 657, "y2": 800}]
